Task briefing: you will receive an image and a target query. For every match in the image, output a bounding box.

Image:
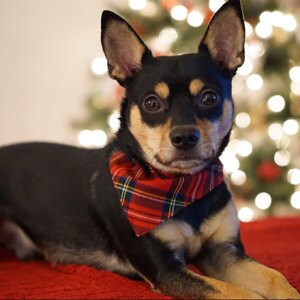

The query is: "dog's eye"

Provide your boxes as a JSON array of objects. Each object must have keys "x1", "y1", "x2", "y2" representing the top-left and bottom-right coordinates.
[
  {"x1": 199, "y1": 91, "x2": 219, "y2": 107},
  {"x1": 143, "y1": 95, "x2": 162, "y2": 112}
]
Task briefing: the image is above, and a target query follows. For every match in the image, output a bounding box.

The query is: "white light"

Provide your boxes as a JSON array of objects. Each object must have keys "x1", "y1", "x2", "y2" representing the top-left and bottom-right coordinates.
[
  {"x1": 282, "y1": 14, "x2": 297, "y2": 32},
  {"x1": 255, "y1": 22, "x2": 273, "y2": 39},
  {"x1": 290, "y1": 192, "x2": 300, "y2": 209},
  {"x1": 267, "y1": 95, "x2": 285, "y2": 113},
  {"x1": 246, "y1": 41, "x2": 265, "y2": 58},
  {"x1": 209, "y1": 0, "x2": 225, "y2": 13},
  {"x1": 91, "y1": 57, "x2": 108, "y2": 76},
  {"x1": 259, "y1": 11, "x2": 272, "y2": 24},
  {"x1": 236, "y1": 140, "x2": 253, "y2": 157},
  {"x1": 219, "y1": 149, "x2": 240, "y2": 174},
  {"x1": 187, "y1": 11, "x2": 204, "y2": 28},
  {"x1": 274, "y1": 150, "x2": 290, "y2": 167},
  {"x1": 283, "y1": 119, "x2": 299, "y2": 136},
  {"x1": 238, "y1": 207, "x2": 254, "y2": 222},
  {"x1": 231, "y1": 170, "x2": 247, "y2": 186},
  {"x1": 93, "y1": 130, "x2": 108, "y2": 148},
  {"x1": 255, "y1": 192, "x2": 272, "y2": 210},
  {"x1": 247, "y1": 74, "x2": 263, "y2": 91},
  {"x1": 270, "y1": 11, "x2": 285, "y2": 27},
  {"x1": 289, "y1": 66, "x2": 300, "y2": 83},
  {"x1": 78, "y1": 129, "x2": 107, "y2": 148},
  {"x1": 128, "y1": 0, "x2": 147, "y2": 10},
  {"x1": 235, "y1": 112, "x2": 251, "y2": 128},
  {"x1": 108, "y1": 112, "x2": 120, "y2": 132},
  {"x1": 291, "y1": 81, "x2": 300, "y2": 96},
  {"x1": 237, "y1": 59, "x2": 253, "y2": 76},
  {"x1": 159, "y1": 27, "x2": 178, "y2": 44},
  {"x1": 287, "y1": 169, "x2": 300, "y2": 185},
  {"x1": 78, "y1": 130, "x2": 93, "y2": 148},
  {"x1": 268, "y1": 123, "x2": 284, "y2": 141},
  {"x1": 170, "y1": 5, "x2": 188, "y2": 21},
  {"x1": 244, "y1": 21, "x2": 254, "y2": 38},
  {"x1": 141, "y1": 1, "x2": 158, "y2": 17}
]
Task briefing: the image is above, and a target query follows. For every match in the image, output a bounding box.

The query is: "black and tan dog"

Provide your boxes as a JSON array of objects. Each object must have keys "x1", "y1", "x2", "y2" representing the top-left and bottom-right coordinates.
[{"x1": 0, "y1": 0, "x2": 299, "y2": 298}]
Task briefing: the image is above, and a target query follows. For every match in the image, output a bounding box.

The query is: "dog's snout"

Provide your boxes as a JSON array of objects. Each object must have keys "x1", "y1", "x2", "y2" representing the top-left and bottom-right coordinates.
[{"x1": 170, "y1": 127, "x2": 200, "y2": 150}]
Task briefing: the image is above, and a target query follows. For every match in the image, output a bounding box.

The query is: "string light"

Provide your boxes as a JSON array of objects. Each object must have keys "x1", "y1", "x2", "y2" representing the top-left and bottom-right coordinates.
[
  {"x1": 259, "y1": 11, "x2": 272, "y2": 23},
  {"x1": 289, "y1": 66, "x2": 300, "y2": 83},
  {"x1": 231, "y1": 170, "x2": 247, "y2": 186},
  {"x1": 268, "y1": 123, "x2": 284, "y2": 141},
  {"x1": 274, "y1": 150, "x2": 290, "y2": 167},
  {"x1": 209, "y1": 0, "x2": 225, "y2": 12},
  {"x1": 291, "y1": 81, "x2": 300, "y2": 96},
  {"x1": 238, "y1": 207, "x2": 254, "y2": 222},
  {"x1": 108, "y1": 112, "x2": 120, "y2": 133},
  {"x1": 187, "y1": 11, "x2": 204, "y2": 28},
  {"x1": 255, "y1": 22, "x2": 273, "y2": 39},
  {"x1": 128, "y1": 0, "x2": 147, "y2": 10},
  {"x1": 170, "y1": 5, "x2": 188, "y2": 21},
  {"x1": 244, "y1": 21, "x2": 254, "y2": 38},
  {"x1": 159, "y1": 27, "x2": 178, "y2": 44},
  {"x1": 246, "y1": 74, "x2": 264, "y2": 91},
  {"x1": 267, "y1": 95, "x2": 285, "y2": 113},
  {"x1": 255, "y1": 192, "x2": 272, "y2": 210},
  {"x1": 141, "y1": 1, "x2": 158, "y2": 17},
  {"x1": 246, "y1": 41, "x2": 265, "y2": 58},
  {"x1": 235, "y1": 112, "x2": 251, "y2": 128},
  {"x1": 258, "y1": 10, "x2": 297, "y2": 33},
  {"x1": 287, "y1": 169, "x2": 300, "y2": 185},
  {"x1": 236, "y1": 140, "x2": 253, "y2": 157},
  {"x1": 78, "y1": 129, "x2": 107, "y2": 148},
  {"x1": 219, "y1": 149, "x2": 240, "y2": 174},
  {"x1": 91, "y1": 57, "x2": 108, "y2": 76},
  {"x1": 283, "y1": 119, "x2": 299, "y2": 136},
  {"x1": 237, "y1": 59, "x2": 253, "y2": 76},
  {"x1": 282, "y1": 14, "x2": 297, "y2": 32},
  {"x1": 290, "y1": 192, "x2": 300, "y2": 209}
]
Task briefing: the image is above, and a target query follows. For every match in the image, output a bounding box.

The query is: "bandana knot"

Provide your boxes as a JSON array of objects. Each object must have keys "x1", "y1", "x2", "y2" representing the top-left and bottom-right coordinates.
[{"x1": 110, "y1": 151, "x2": 224, "y2": 236}]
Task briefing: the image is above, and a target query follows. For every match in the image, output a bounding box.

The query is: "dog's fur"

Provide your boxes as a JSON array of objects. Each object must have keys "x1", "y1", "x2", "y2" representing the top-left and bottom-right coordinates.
[{"x1": 0, "y1": 0, "x2": 299, "y2": 298}]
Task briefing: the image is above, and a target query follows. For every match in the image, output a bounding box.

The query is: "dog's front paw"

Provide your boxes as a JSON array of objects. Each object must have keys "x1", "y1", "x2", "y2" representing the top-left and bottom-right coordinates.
[
  {"x1": 212, "y1": 283, "x2": 263, "y2": 300},
  {"x1": 268, "y1": 272, "x2": 300, "y2": 299}
]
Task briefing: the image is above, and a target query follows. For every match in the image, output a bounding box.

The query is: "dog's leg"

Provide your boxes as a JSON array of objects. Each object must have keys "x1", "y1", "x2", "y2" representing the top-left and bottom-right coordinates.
[
  {"x1": 154, "y1": 265, "x2": 263, "y2": 299},
  {"x1": 194, "y1": 200, "x2": 300, "y2": 299},
  {"x1": 0, "y1": 219, "x2": 42, "y2": 260}
]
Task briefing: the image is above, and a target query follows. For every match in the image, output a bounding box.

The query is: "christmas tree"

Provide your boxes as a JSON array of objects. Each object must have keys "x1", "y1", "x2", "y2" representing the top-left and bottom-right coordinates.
[{"x1": 74, "y1": 0, "x2": 300, "y2": 221}]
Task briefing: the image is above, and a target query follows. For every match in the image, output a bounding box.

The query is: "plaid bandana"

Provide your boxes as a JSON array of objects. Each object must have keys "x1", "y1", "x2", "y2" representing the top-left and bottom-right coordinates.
[{"x1": 110, "y1": 151, "x2": 224, "y2": 236}]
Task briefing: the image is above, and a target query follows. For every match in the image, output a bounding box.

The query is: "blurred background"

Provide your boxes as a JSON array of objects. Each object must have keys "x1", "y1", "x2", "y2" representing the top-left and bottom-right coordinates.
[{"x1": 0, "y1": 0, "x2": 299, "y2": 220}]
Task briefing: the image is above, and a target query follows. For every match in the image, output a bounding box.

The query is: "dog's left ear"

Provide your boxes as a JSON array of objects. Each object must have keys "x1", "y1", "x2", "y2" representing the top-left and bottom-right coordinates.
[
  {"x1": 101, "y1": 10, "x2": 151, "y2": 84},
  {"x1": 200, "y1": 0, "x2": 245, "y2": 74}
]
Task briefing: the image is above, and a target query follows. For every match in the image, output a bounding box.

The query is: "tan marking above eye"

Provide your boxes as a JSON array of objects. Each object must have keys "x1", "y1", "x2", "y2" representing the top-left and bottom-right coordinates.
[
  {"x1": 154, "y1": 82, "x2": 170, "y2": 100},
  {"x1": 189, "y1": 79, "x2": 204, "y2": 96}
]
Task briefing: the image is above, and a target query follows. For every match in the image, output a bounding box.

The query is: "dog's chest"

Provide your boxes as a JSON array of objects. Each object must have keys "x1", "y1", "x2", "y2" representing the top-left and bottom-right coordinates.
[{"x1": 151, "y1": 203, "x2": 230, "y2": 261}]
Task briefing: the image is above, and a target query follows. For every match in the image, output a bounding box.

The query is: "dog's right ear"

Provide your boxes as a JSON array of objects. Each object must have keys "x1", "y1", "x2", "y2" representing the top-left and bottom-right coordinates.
[{"x1": 101, "y1": 10, "x2": 151, "y2": 84}]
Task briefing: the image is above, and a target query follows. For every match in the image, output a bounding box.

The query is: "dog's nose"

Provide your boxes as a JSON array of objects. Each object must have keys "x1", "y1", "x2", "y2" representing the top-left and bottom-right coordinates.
[{"x1": 170, "y1": 127, "x2": 200, "y2": 150}]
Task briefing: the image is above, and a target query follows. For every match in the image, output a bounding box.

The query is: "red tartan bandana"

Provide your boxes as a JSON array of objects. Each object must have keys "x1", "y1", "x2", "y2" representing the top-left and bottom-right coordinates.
[{"x1": 110, "y1": 151, "x2": 224, "y2": 236}]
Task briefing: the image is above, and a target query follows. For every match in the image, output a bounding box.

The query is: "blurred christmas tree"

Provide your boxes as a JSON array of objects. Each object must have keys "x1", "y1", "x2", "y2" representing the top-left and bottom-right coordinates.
[{"x1": 74, "y1": 0, "x2": 300, "y2": 220}]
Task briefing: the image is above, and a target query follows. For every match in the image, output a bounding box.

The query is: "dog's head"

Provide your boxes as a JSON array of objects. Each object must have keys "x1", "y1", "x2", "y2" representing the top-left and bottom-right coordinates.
[{"x1": 101, "y1": 0, "x2": 245, "y2": 174}]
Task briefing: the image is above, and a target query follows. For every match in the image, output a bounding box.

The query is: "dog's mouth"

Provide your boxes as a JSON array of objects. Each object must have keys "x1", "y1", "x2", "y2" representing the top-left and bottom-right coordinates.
[{"x1": 154, "y1": 153, "x2": 213, "y2": 174}]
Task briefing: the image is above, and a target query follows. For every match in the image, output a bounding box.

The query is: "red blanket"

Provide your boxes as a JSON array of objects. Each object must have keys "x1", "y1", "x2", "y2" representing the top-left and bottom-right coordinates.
[{"x1": 0, "y1": 217, "x2": 299, "y2": 299}]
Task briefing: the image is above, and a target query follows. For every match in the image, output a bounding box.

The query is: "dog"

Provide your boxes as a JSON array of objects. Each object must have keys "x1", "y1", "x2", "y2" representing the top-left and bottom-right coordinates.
[{"x1": 0, "y1": 0, "x2": 299, "y2": 298}]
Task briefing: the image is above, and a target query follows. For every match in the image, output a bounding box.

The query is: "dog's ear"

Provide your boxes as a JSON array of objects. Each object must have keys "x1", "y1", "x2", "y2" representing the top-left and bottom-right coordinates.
[
  {"x1": 199, "y1": 0, "x2": 245, "y2": 74},
  {"x1": 101, "y1": 10, "x2": 151, "y2": 84}
]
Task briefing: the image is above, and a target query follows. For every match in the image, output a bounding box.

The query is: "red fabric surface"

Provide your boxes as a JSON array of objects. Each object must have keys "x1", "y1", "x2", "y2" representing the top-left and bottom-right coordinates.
[{"x1": 0, "y1": 217, "x2": 299, "y2": 299}]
